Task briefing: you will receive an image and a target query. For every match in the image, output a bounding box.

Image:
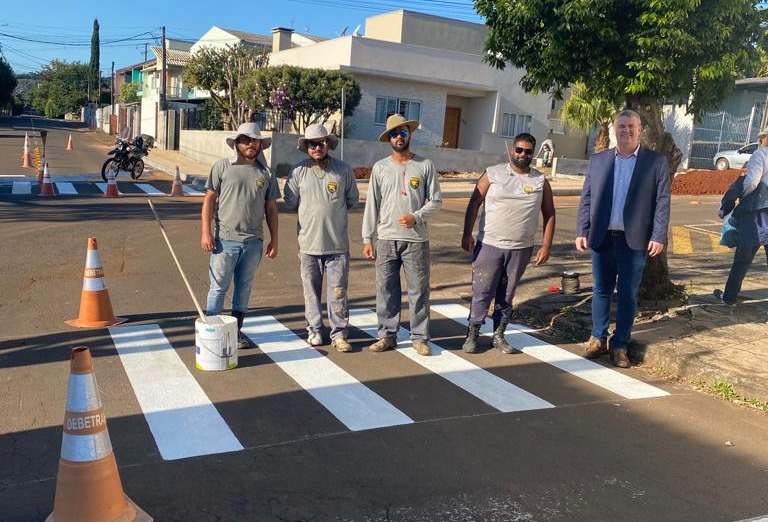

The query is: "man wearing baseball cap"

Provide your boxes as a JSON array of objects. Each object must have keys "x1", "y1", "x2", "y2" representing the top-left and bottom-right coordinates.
[
  {"x1": 362, "y1": 114, "x2": 442, "y2": 356},
  {"x1": 284, "y1": 123, "x2": 359, "y2": 352},
  {"x1": 201, "y1": 122, "x2": 279, "y2": 349}
]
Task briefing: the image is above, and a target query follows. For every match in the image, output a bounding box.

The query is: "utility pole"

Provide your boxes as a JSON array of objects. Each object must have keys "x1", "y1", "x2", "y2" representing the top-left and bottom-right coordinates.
[{"x1": 160, "y1": 26, "x2": 167, "y2": 111}]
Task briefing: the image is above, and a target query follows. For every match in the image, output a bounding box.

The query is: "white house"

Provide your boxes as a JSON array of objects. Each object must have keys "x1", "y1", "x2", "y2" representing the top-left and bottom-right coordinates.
[{"x1": 268, "y1": 10, "x2": 567, "y2": 157}]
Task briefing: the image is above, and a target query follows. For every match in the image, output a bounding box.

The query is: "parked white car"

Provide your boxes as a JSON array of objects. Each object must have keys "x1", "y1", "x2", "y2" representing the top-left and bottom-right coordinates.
[{"x1": 713, "y1": 142, "x2": 759, "y2": 170}]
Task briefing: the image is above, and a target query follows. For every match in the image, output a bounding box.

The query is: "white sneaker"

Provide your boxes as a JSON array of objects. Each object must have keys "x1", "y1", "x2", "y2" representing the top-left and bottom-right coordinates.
[
  {"x1": 331, "y1": 337, "x2": 352, "y2": 353},
  {"x1": 308, "y1": 332, "x2": 323, "y2": 346}
]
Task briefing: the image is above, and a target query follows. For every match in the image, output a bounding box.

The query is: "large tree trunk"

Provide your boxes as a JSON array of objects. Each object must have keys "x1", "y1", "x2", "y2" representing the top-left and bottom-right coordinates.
[
  {"x1": 625, "y1": 95, "x2": 683, "y2": 302},
  {"x1": 595, "y1": 122, "x2": 611, "y2": 152}
]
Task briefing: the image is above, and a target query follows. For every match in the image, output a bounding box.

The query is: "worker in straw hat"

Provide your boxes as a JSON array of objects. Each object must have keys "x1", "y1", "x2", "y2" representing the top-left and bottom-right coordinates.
[
  {"x1": 283, "y1": 123, "x2": 359, "y2": 352},
  {"x1": 201, "y1": 122, "x2": 279, "y2": 349},
  {"x1": 362, "y1": 114, "x2": 443, "y2": 356}
]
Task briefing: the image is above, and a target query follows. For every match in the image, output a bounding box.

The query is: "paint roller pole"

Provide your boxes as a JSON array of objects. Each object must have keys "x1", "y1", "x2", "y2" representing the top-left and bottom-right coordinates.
[{"x1": 147, "y1": 199, "x2": 208, "y2": 324}]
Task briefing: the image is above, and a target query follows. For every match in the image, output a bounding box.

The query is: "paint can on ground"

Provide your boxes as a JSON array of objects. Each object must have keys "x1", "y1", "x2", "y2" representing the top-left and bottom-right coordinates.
[
  {"x1": 561, "y1": 271, "x2": 581, "y2": 295},
  {"x1": 195, "y1": 315, "x2": 238, "y2": 371}
]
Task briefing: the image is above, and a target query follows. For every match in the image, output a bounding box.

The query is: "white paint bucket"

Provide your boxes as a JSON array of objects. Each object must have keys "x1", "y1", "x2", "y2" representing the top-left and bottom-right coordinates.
[{"x1": 195, "y1": 315, "x2": 238, "y2": 371}]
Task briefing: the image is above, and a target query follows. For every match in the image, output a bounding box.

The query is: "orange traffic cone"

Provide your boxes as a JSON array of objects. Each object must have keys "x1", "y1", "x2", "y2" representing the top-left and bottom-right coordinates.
[
  {"x1": 66, "y1": 237, "x2": 127, "y2": 328},
  {"x1": 46, "y1": 347, "x2": 152, "y2": 522},
  {"x1": 39, "y1": 163, "x2": 56, "y2": 197},
  {"x1": 66, "y1": 133, "x2": 74, "y2": 151},
  {"x1": 168, "y1": 165, "x2": 184, "y2": 196},
  {"x1": 22, "y1": 132, "x2": 32, "y2": 167},
  {"x1": 103, "y1": 170, "x2": 119, "y2": 198}
]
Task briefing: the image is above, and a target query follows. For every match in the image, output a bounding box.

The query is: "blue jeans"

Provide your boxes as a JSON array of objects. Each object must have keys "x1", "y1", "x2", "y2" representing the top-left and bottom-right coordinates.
[
  {"x1": 205, "y1": 238, "x2": 263, "y2": 315},
  {"x1": 591, "y1": 234, "x2": 648, "y2": 350},
  {"x1": 468, "y1": 242, "x2": 533, "y2": 325},
  {"x1": 300, "y1": 252, "x2": 350, "y2": 339},
  {"x1": 723, "y1": 244, "x2": 768, "y2": 303},
  {"x1": 375, "y1": 240, "x2": 431, "y2": 341}
]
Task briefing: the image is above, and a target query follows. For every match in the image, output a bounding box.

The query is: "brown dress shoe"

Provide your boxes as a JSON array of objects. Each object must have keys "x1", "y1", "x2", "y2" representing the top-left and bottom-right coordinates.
[
  {"x1": 611, "y1": 348, "x2": 631, "y2": 368},
  {"x1": 583, "y1": 337, "x2": 608, "y2": 358}
]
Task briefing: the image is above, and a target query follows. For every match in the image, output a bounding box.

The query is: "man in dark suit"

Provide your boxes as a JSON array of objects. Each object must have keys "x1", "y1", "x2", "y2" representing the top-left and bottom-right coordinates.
[{"x1": 575, "y1": 109, "x2": 671, "y2": 368}]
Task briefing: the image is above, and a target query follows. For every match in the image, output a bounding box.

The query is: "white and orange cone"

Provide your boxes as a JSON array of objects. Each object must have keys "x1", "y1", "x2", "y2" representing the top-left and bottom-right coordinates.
[
  {"x1": 66, "y1": 237, "x2": 127, "y2": 328},
  {"x1": 168, "y1": 165, "x2": 184, "y2": 196},
  {"x1": 66, "y1": 133, "x2": 74, "y2": 151},
  {"x1": 103, "y1": 170, "x2": 119, "y2": 198},
  {"x1": 39, "y1": 163, "x2": 56, "y2": 197},
  {"x1": 46, "y1": 347, "x2": 152, "y2": 522},
  {"x1": 22, "y1": 132, "x2": 32, "y2": 167}
]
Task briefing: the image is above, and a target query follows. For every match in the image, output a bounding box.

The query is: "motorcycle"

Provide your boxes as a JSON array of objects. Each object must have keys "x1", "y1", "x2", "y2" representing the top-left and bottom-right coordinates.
[{"x1": 101, "y1": 135, "x2": 151, "y2": 181}]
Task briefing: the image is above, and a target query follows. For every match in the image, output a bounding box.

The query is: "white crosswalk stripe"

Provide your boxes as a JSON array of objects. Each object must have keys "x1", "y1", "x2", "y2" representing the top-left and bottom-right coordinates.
[
  {"x1": 105, "y1": 310, "x2": 670, "y2": 461},
  {"x1": 431, "y1": 303, "x2": 669, "y2": 400},
  {"x1": 348, "y1": 308, "x2": 555, "y2": 412},
  {"x1": 135, "y1": 183, "x2": 167, "y2": 196},
  {"x1": 1, "y1": 179, "x2": 204, "y2": 197},
  {"x1": 108, "y1": 324, "x2": 244, "y2": 460},
  {"x1": 55, "y1": 182, "x2": 78, "y2": 195},
  {"x1": 241, "y1": 315, "x2": 414, "y2": 431},
  {"x1": 11, "y1": 181, "x2": 31, "y2": 194}
]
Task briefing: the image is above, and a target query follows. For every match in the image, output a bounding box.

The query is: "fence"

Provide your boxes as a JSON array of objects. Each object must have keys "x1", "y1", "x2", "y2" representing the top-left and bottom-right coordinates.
[{"x1": 688, "y1": 104, "x2": 764, "y2": 169}]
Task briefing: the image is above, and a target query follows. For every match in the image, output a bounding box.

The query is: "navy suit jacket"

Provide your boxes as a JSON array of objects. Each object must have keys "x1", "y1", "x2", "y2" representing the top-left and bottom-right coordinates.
[{"x1": 576, "y1": 147, "x2": 671, "y2": 251}]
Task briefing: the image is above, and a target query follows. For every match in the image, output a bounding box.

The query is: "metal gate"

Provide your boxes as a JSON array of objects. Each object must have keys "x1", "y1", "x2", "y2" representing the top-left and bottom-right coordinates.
[{"x1": 688, "y1": 103, "x2": 765, "y2": 169}]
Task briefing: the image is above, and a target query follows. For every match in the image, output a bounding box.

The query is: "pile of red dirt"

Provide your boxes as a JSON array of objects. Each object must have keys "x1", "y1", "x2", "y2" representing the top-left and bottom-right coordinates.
[{"x1": 671, "y1": 168, "x2": 743, "y2": 196}]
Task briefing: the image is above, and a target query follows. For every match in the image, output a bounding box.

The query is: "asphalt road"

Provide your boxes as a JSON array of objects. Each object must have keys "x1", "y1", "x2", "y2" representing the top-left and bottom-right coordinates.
[{"x1": 1, "y1": 119, "x2": 766, "y2": 522}]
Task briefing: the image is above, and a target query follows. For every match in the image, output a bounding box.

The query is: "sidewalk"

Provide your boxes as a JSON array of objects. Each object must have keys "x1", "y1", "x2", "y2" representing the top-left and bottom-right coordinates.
[{"x1": 145, "y1": 147, "x2": 768, "y2": 407}]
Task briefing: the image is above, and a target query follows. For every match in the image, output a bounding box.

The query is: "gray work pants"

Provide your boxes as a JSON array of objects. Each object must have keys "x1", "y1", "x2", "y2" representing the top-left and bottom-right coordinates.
[
  {"x1": 375, "y1": 240, "x2": 431, "y2": 341},
  {"x1": 299, "y1": 252, "x2": 350, "y2": 339}
]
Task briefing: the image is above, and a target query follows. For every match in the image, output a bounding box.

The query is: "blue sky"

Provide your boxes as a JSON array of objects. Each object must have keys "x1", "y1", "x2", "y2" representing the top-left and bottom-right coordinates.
[{"x1": 0, "y1": 0, "x2": 483, "y2": 75}]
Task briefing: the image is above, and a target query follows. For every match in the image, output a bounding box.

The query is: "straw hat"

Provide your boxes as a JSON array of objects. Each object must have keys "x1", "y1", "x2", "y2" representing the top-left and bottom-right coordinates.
[
  {"x1": 378, "y1": 114, "x2": 419, "y2": 142},
  {"x1": 759, "y1": 127, "x2": 768, "y2": 139},
  {"x1": 226, "y1": 122, "x2": 271, "y2": 150},
  {"x1": 297, "y1": 123, "x2": 339, "y2": 153}
]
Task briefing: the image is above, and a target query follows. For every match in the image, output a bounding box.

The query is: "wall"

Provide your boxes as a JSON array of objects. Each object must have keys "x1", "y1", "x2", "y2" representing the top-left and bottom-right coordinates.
[{"x1": 179, "y1": 129, "x2": 506, "y2": 175}]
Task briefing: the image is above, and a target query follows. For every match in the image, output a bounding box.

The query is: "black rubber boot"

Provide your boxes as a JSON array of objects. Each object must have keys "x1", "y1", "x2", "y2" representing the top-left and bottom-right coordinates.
[
  {"x1": 492, "y1": 319, "x2": 514, "y2": 354},
  {"x1": 462, "y1": 323, "x2": 482, "y2": 353},
  {"x1": 231, "y1": 311, "x2": 256, "y2": 349}
]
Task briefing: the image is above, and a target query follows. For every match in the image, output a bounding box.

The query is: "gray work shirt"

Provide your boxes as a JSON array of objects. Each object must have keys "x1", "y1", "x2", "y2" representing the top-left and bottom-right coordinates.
[
  {"x1": 283, "y1": 156, "x2": 359, "y2": 255},
  {"x1": 362, "y1": 155, "x2": 442, "y2": 243},
  {"x1": 205, "y1": 158, "x2": 279, "y2": 242}
]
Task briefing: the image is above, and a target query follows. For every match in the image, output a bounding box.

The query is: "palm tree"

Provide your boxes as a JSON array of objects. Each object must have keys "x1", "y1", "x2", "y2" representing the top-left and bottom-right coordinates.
[{"x1": 559, "y1": 83, "x2": 620, "y2": 152}]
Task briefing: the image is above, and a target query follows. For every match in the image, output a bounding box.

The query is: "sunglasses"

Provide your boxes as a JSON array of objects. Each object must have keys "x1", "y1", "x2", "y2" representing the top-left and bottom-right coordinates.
[
  {"x1": 514, "y1": 146, "x2": 534, "y2": 155},
  {"x1": 389, "y1": 129, "x2": 410, "y2": 139},
  {"x1": 306, "y1": 140, "x2": 327, "y2": 149},
  {"x1": 236, "y1": 137, "x2": 261, "y2": 145}
]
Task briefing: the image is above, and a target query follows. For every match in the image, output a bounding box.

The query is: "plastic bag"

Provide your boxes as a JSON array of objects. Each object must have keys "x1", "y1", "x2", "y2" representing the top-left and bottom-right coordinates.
[{"x1": 719, "y1": 211, "x2": 739, "y2": 248}]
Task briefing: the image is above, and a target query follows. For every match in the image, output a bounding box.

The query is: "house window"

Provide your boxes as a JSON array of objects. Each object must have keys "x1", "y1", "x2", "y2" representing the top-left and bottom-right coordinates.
[
  {"x1": 501, "y1": 113, "x2": 532, "y2": 138},
  {"x1": 548, "y1": 118, "x2": 568, "y2": 135},
  {"x1": 375, "y1": 97, "x2": 422, "y2": 125}
]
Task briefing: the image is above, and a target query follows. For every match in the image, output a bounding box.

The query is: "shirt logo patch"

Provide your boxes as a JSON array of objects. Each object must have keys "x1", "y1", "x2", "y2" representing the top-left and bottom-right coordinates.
[
  {"x1": 255, "y1": 178, "x2": 265, "y2": 188},
  {"x1": 326, "y1": 181, "x2": 338, "y2": 194},
  {"x1": 523, "y1": 184, "x2": 534, "y2": 194},
  {"x1": 409, "y1": 177, "x2": 420, "y2": 189}
]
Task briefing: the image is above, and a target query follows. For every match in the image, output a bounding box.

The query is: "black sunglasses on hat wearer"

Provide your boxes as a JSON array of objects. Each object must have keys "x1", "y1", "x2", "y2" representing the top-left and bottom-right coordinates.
[
  {"x1": 306, "y1": 140, "x2": 328, "y2": 149},
  {"x1": 389, "y1": 129, "x2": 410, "y2": 139}
]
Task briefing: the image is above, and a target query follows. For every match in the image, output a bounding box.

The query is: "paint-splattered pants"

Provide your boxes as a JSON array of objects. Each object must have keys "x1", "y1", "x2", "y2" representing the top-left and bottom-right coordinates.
[
  {"x1": 300, "y1": 252, "x2": 350, "y2": 339},
  {"x1": 375, "y1": 240, "x2": 431, "y2": 341},
  {"x1": 468, "y1": 242, "x2": 533, "y2": 325}
]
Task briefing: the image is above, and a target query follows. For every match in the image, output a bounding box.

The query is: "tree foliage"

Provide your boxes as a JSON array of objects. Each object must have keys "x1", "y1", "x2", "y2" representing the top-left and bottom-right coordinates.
[
  {"x1": 559, "y1": 83, "x2": 620, "y2": 152},
  {"x1": 0, "y1": 56, "x2": 18, "y2": 109},
  {"x1": 476, "y1": 0, "x2": 764, "y2": 119},
  {"x1": 119, "y1": 82, "x2": 140, "y2": 104},
  {"x1": 183, "y1": 43, "x2": 269, "y2": 130},
  {"x1": 28, "y1": 61, "x2": 89, "y2": 118},
  {"x1": 89, "y1": 19, "x2": 100, "y2": 103},
  {"x1": 240, "y1": 65, "x2": 361, "y2": 132}
]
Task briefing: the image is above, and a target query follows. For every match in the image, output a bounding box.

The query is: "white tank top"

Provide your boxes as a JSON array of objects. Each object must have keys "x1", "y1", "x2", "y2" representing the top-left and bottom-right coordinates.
[{"x1": 477, "y1": 163, "x2": 545, "y2": 249}]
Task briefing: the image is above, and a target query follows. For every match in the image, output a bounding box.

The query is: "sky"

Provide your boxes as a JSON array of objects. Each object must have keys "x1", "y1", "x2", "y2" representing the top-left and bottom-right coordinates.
[{"x1": 0, "y1": 0, "x2": 484, "y2": 75}]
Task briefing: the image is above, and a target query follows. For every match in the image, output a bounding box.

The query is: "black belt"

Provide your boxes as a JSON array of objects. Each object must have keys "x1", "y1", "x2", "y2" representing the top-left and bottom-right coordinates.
[{"x1": 608, "y1": 230, "x2": 624, "y2": 236}]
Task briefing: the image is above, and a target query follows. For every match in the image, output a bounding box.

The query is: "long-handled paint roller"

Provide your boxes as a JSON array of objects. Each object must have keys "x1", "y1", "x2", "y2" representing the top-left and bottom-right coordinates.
[{"x1": 147, "y1": 199, "x2": 213, "y2": 325}]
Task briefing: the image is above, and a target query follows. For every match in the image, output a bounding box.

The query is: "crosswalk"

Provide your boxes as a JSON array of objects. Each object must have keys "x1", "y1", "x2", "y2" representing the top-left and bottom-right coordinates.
[
  {"x1": 0, "y1": 178, "x2": 204, "y2": 197},
  {"x1": 104, "y1": 305, "x2": 669, "y2": 462}
]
